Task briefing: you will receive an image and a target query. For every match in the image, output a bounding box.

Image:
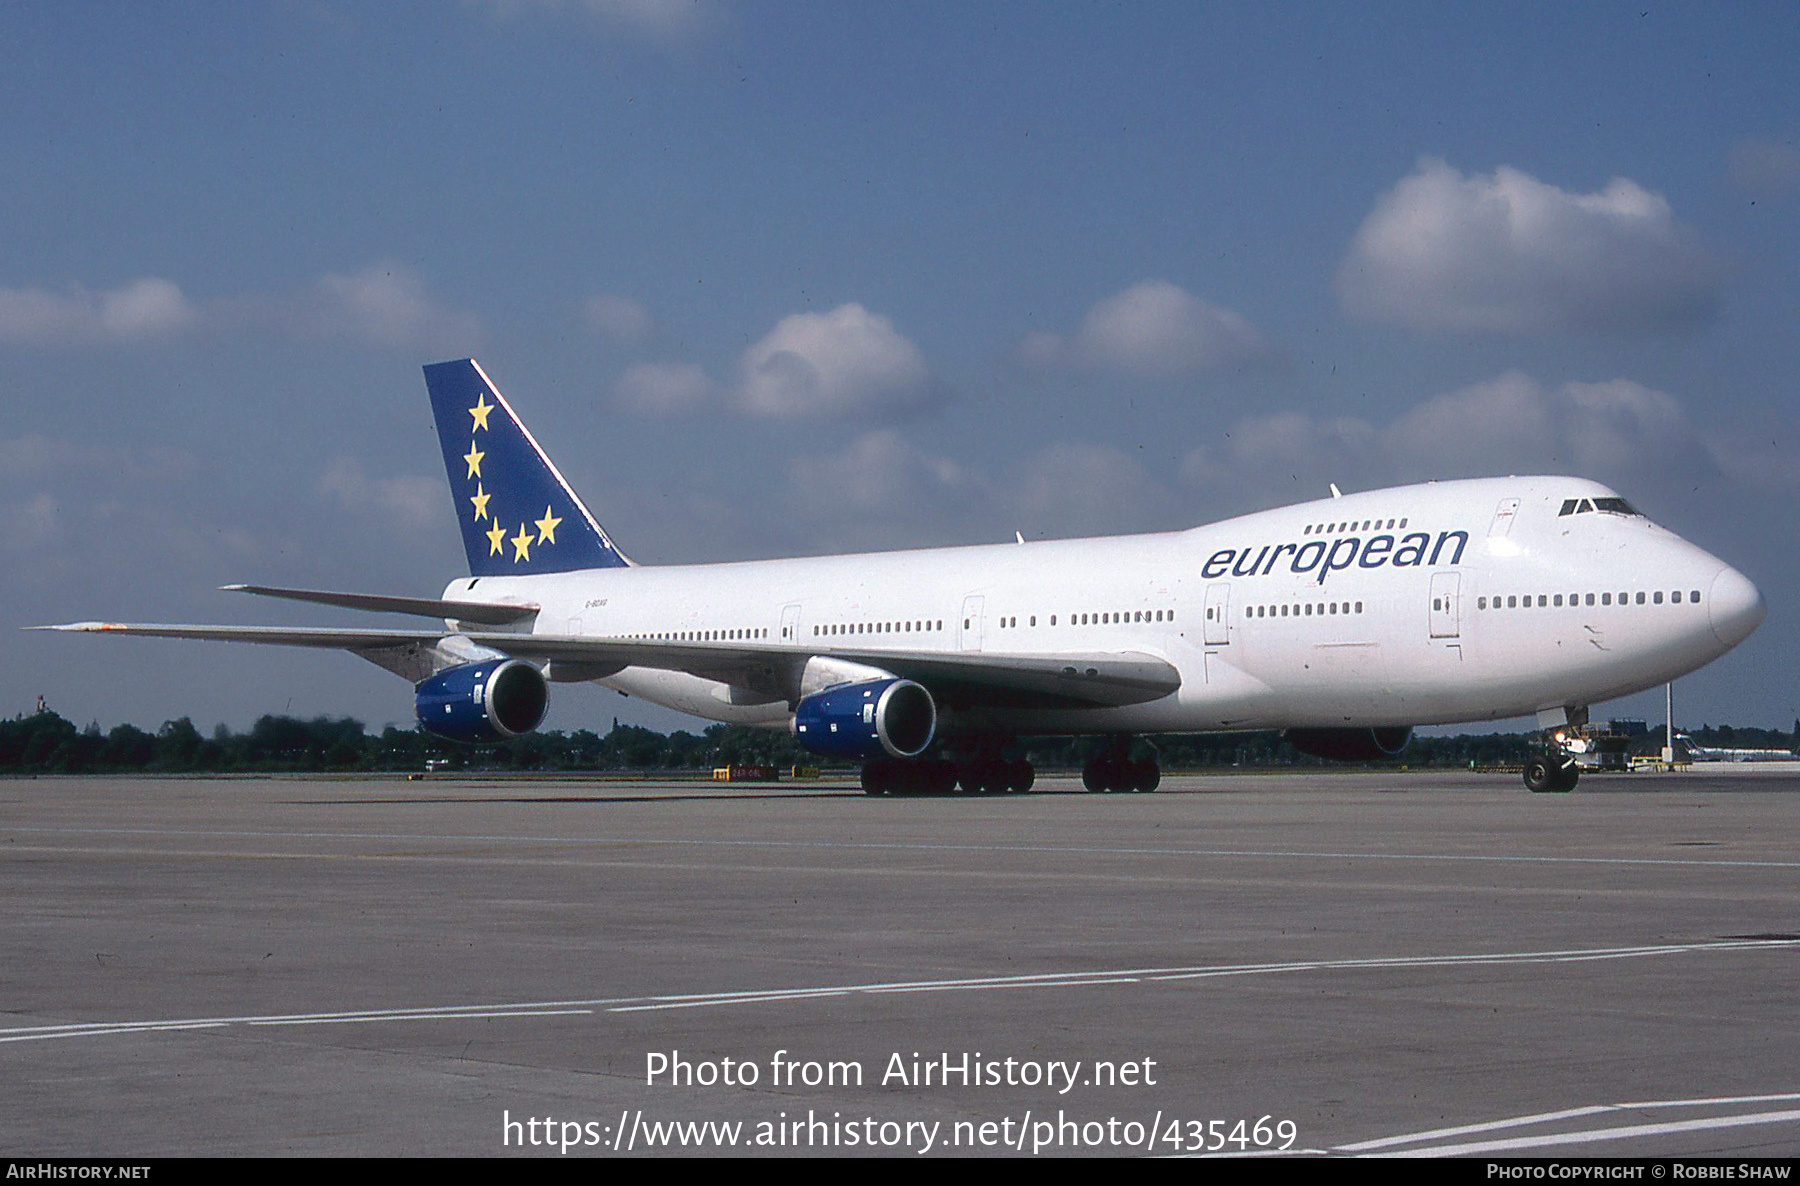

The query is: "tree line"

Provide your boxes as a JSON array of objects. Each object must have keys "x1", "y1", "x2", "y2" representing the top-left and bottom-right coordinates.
[{"x1": 1, "y1": 707, "x2": 1793, "y2": 776}]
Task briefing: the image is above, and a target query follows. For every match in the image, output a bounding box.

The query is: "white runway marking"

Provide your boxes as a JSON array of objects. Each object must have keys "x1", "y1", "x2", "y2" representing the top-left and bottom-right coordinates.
[
  {"x1": 1343, "y1": 1092, "x2": 1800, "y2": 1156},
  {"x1": 1, "y1": 938, "x2": 1793, "y2": 1044},
  {"x1": 11, "y1": 823, "x2": 1800, "y2": 869}
]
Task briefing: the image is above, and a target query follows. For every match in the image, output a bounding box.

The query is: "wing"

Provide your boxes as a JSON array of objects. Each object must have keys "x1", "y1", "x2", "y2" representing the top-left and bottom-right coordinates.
[{"x1": 34, "y1": 622, "x2": 1181, "y2": 709}]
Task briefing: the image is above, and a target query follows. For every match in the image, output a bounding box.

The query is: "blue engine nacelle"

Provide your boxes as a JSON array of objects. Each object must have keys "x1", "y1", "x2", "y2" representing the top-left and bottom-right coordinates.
[
  {"x1": 1285, "y1": 726, "x2": 1413, "y2": 762},
  {"x1": 415, "y1": 659, "x2": 549, "y2": 742},
  {"x1": 793, "y1": 678, "x2": 936, "y2": 761}
]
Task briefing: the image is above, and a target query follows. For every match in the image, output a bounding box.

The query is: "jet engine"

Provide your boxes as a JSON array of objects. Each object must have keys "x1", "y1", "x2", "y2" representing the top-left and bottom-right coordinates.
[
  {"x1": 1285, "y1": 726, "x2": 1413, "y2": 762},
  {"x1": 793, "y1": 678, "x2": 936, "y2": 760},
  {"x1": 415, "y1": 658, "x2": 549, "y2": 742}
]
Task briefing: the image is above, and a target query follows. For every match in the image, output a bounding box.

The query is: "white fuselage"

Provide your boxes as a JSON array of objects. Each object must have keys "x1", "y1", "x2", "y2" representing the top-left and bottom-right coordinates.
[{"x1": 440, "y1": 477, "x2": 1764, "y2": 737}]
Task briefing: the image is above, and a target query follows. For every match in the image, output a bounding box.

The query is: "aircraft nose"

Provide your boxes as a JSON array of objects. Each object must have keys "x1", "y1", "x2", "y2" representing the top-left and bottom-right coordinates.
[{"x1": 1708, "y1": 566, "x2": 1765, "y2": 650}]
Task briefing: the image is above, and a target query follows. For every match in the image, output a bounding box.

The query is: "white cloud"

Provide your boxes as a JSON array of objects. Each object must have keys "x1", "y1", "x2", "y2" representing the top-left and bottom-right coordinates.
[
  {"x1": 584, "y1": 292, "x2": 654, "y2": 344},
  {"x1": 738, "y1": 303, "x2": 939, "y2": 420},
  {"x1": 1004, "y1": 443, "x2": 1173, "y2": 537},
  {"x1": 306, "y1": 263, "x2": 483, "y2": 350},
  {"x1": 612, "y1": 361, "x2": 715, "y2": 415},
  {"x1": 787, "y1": 430, "x2": 966, "y2": 516},
  {"x1": 1020, "y1": 281, "x2": 1270, "y2": 378},
  {"x1": 782, "y1": 430, "x2": 975, "y2": 551},
  {"x1": 317, "y1": 457, "x2": 445, "y2": 530},
  {"x1": 782, "y1": 433, "x2": 1176, "y2": 548},
  {"x1": 0, "y1": 435, "x2": 192, "y2": 484},
  {"x1": 0, "y1": 278, "x2": 197, "y2": 345},
  {"x1": 1180, "y1": 412, "x2": 1382, "y2": 497},
  {"x1": 1337, "y1": 158, "x2": 1724, "y2": 336},
  {"x1": 1181, "y1": 372, "x2": 1710, "y2": 512}
]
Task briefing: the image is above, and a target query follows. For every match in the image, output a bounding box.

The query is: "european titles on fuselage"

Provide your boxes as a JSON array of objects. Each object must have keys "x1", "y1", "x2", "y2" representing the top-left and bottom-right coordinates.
[{"x1": 1200, "y1": 530, "x2": 1470, "y2": 584}]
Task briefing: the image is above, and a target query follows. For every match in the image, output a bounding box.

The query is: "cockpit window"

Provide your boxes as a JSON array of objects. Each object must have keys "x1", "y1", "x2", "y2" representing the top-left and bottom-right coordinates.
[{"x1": 1560, "y1": 496, "x2": 1641, "y2": 517}]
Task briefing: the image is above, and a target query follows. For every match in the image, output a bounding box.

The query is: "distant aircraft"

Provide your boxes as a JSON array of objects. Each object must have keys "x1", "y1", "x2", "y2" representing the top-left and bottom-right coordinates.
[
  {"x1": 1678, "y1": 735, "x2": 1796, "y2": 763},
  {"x1": 41, "y1": 360, "x2": 1765, "y2": 794}
]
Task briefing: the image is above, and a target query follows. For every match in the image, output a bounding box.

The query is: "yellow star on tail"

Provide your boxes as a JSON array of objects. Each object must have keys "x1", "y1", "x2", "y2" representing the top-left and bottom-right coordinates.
[
  {"x1": 469, "y1": 393, "x2": 494, "y2": 433},
  {"x1": 463, "y1": 441, "x2": 484, "y2": 479},
  {"x1": 535, "y1": 505, "x2": 562, "y2": 545},
  {"x1": 469, "y1": 484, "x2": 490, "y2": 521},
  {"x1": 511, "y1": 523, "x2": 533, "y2": 562},
  {"x1": 486, "y1": 522, "x2": 507, "y2": 556}
]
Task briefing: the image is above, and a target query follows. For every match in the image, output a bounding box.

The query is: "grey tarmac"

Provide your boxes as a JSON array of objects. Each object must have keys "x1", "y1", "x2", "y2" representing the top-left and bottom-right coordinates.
[{"x1": 4, "y1": 767, "x2": 1799, "y2": 1157}]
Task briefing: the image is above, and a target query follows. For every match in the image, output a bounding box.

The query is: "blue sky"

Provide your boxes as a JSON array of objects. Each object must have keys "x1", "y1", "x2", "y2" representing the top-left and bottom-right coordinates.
[{"x1": 5, "y1": 2, "x2": 1797, "y2": 735}]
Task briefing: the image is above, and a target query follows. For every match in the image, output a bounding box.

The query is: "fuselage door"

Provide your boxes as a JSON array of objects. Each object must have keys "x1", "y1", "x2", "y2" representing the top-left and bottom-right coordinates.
[
  {"x1": 780, "y1": 603, "x2": 802, "y2": 645},
  {"x1": 1429, "y1": 571, "x2": 1461, "y2": 639},
  {"x1": 1204, "y1": 582, "x2": 1231, "y2": 645},
  {"x1": 959, "y1": 595, "x2": 984, "y2": 651},
  {"x1": 1489, "y1": 498, "x2": 1520, "y2": 537}
]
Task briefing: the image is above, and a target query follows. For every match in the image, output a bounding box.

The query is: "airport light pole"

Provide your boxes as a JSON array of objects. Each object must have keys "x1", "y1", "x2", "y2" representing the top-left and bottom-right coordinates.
[{"x1": 1663, "y1": 682, "x2": 1675, "y2": 767}]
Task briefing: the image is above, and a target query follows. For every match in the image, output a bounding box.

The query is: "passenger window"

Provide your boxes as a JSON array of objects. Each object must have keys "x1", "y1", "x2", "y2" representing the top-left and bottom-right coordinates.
[
  {"x1": 1355, "y1": 601, "x2": 1363, "y2": 613},
  {"x1": 1586, "y1": 594, "x2": 1594, "y2": 606},
  {"x1": 1478, "y1": 597, "x2": 1487, "y2": 609},
  {"x1": 1690, "y1": 590, "x2": 1700, "y2": 603},
  {"x1": 1554, "y1": 594, "x2": 1563, "y2": 607},
  {"x1": 1636, "y1": 592, "x2": 1645, "y2": 605},
  {"x1": 1537, "y1": 595, "x2": 1547, "y2": 607},
  {"x1": 1602, "y1": 593, "x2": 1611, "y2": 605},
  {"x1": 1507, "y1": 596, "x2": 1516, "y2": 608},
  {"x1": 1654, "y1": 591, "x2": 1663, "y2": 604}
]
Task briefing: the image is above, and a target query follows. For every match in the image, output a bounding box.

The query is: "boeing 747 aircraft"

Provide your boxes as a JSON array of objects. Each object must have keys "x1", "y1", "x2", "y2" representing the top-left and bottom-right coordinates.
[{"x1": 43, "y1": 360, "x2": 1765, "y2": 794}]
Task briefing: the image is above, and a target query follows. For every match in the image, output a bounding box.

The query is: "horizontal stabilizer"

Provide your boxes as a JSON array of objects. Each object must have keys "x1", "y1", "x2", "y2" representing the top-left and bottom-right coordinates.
[{"x1": 222, "y1": 584, "x2": 538, "y2": 626}]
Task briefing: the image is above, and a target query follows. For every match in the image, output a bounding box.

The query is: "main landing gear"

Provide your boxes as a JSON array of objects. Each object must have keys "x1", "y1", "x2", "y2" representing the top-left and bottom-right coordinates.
[
  {"x1": 1081, "y1": 735, "x2": 1161, "y2": 793},
  {"x1": 861, "y1": 742, "x2": 1035, "y2": 796}
]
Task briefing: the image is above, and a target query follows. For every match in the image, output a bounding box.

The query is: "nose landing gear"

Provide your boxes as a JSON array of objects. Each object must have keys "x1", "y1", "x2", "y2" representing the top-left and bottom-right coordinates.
[{"x1": 1523, "y1": 752, "x2": 1580, "y2": 793}]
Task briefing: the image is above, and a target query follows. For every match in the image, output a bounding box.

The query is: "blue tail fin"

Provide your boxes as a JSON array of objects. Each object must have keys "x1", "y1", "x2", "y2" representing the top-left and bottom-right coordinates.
[{"x1": 423, "y1": 359, "x2": 632, "y2": 576}]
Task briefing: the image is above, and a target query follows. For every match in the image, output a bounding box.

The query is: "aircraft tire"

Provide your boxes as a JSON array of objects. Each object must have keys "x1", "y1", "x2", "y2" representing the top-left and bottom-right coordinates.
[
  {"x1": 1130, "y1": 759, "x2": 1161, "y2": 793},
  {"x1": 1007, "y1": 760, "x2": 1035, "y2": 793},
  {"x1": 1523, "y1": 755, "x2": 1570, "y2": 793},
  {"x1": 861, "y1": 761, "x2": 888, "y2": 795}
]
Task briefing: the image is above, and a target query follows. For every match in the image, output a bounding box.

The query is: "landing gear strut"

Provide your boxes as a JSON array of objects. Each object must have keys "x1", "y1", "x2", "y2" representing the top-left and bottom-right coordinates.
[{"x1": 1081, "y1": 735, "x2": 1160, "y2": 793}]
